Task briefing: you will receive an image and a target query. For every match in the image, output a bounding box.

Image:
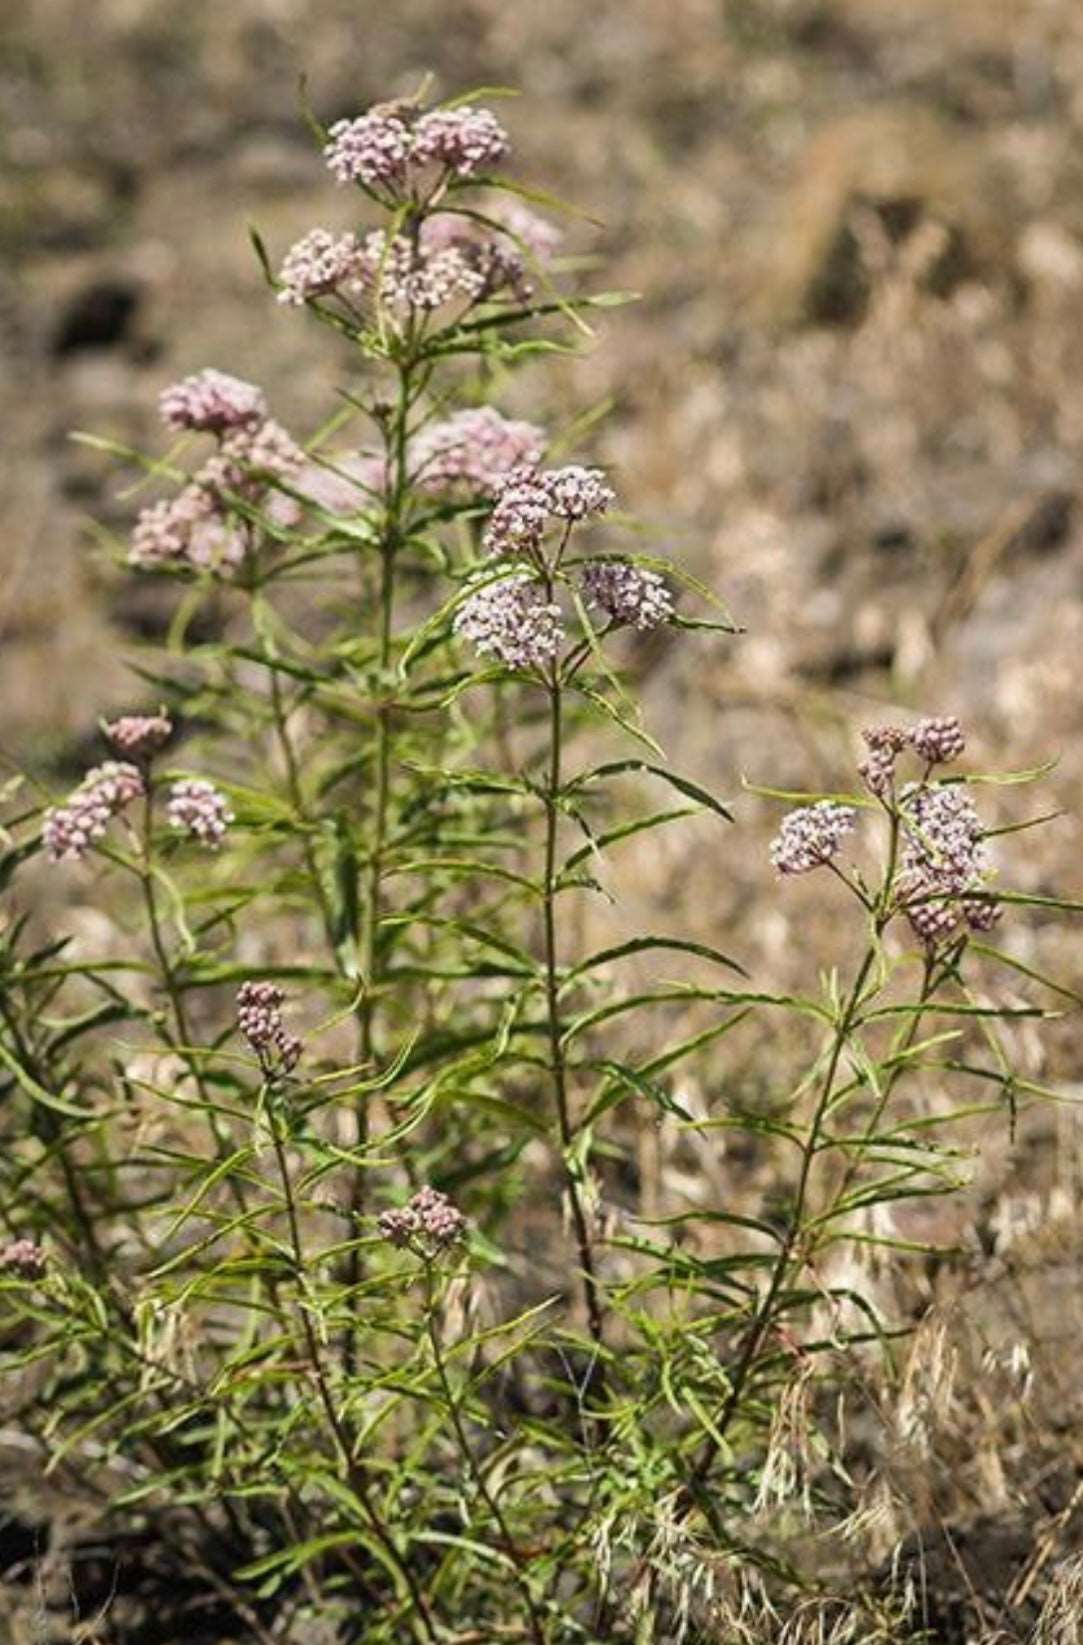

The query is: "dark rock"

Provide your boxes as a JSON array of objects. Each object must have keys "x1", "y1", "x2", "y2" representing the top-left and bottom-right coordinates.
[{"x1": 51, "y1": 280, "x2": 140, "y2": 356}]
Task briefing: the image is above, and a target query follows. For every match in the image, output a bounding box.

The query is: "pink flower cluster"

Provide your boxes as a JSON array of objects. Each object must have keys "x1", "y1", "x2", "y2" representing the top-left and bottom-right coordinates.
[
  {"x1": 581, "y1": 561, "x2": 673, "y2": 631},
  {"x1": 131, "y1": 379, "x2": 304, "y2": 573},
  {"x1": 898, "y1": 781, "x2": 997, "y2": 945},
  {"x1": 236, "y1": 981, "x2": 302, "y2": 1077},
  {"x1": 454, "y1": 573, "x2": 564, "y2": 671},
  {"x1": 484, "y1": 464, "x2": 615, "y2": 559},
  {"x1": 159, "y1": 369, "x2": 267, "y2": 434},
  {"x1": 769, "y1": 801, "x2": 856, "y2": 876},
  {"x1": 859, "y1": 716, "x2": 966, "y2": 796},
  {"x1": 167, "y1": 779, "x2": 233, "y2": 848},
  {"x1": 324, "y1": 101, "x2": 509, "y2": 192},
  {"x1": 775, "y1": 716, "x2": 1000, "y2": 946},
  {"x1": 911, "y1": 715, "x2": 966, "y2": 766},
  {"x1": 276, "y1": 228, "x2": 365, "y2": 307},
  {"x1": 276, "y1": 200, "x2": 558, "y2": 319},
  {"x1": 43, "y1": 761, "x2": 145, "y2": 862},
  {"x1": 410, "y1": 105, "x2": 509, "y2": 177},
  {"x1": 378, "y1": 1186, "x2": 467, "y2": 1255},
  {"x1": 104, "y1": 712, "x2": 173, "y2": 761},
  {"x1": 1, "y1": 1239, "x2": 47, "y2": 1280},
  {"x1": 411, "y1": 407, "x2": 544, "y2": 497}
]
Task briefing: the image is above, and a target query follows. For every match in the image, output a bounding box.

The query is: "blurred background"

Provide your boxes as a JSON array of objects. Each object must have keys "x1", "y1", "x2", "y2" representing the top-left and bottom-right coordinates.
[{"x1": 4, "y1": 1, "x2": 1083, "y2": 1626}]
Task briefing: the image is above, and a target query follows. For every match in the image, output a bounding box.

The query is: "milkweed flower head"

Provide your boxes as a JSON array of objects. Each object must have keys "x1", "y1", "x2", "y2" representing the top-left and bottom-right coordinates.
[
  {"x1": 898, "y1": 779, "x2": 997, "y2": 945},
  {"x1": 484, "y1": 464, "x2": 615, "y2": 559},
  {"x1": 545, "y1": 465, "x2": 616, "y2": 522},
  {"x1": 130, "y1": 486, "x2": 219, "y2": 569},
  {"x1": 159, "y1": 370, "x2": 267, "y2": 435},
  {"x1": 354, "y1": 218, "x2": 544, "y2": 319},
  {"x1": 770, "y1": 801, "x2": 856, "y2": 876},
  {"x1": 323, "y1": 101, "x2": 417, "y2": 189},
  {"x1": 1, "y1": 1239, "x2": 47, "y2": 1280},
  {"x1": 581, "y1": 561, "x2": 673, "y2": 631},
  {"x1": 104, "y1": 713, "x2": 173, "y2": 762},
  {"x1": 410, "y1": 105, "x2": 510, "y2": 177},
  {"x1": 324, "y1": 100, "x2": 509, "y2": 192},
  {"x1": 167, "y1": 779, "x2": 234, "y2": 848},
  {"x1": 453, "y1": 573, "x2": 564, "y2": 671},
  {"x1": 378, "y1": 1186, "x2": 467, "y2": 1256},
  {"x1": 354, "y1": 227, "x2": 485, "y2": 315},
  {"x1": 236, "y1": 981, "x2": 302, "y2": 1077},
  {"x1": 910, "y1": 715, "x2": 966, "y2": 766},
  {"x1": 130, "y1": 413, "x2": 303, "y2": 573},
  {"x1": 859, "y1": 724, "x2": 911, "y2": 797},
  {"x1": 276, "y1": 228, "x2": 365, "y2": 306},
  {"x1": 411, "y1": 408, "x2": 545, "y2": 498},
  {"x1": 901, "y1": 783, "x2": 988, "y2": 891},
  {"x1": 43, "y1": 762, "x2": 145, "y2": 862}
]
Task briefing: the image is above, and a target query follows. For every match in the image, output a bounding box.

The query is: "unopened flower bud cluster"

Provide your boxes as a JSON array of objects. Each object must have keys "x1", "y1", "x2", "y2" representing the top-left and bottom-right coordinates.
[
  {"x1": 236, "y1": 981, "x2": 302, "y2": 1076},
  {"x1": 104, "y1": 713, "x2": 173, "y2": 761},
  {"x1": 378, "y1": 1186, "x2": 467, "y2": 1256}
]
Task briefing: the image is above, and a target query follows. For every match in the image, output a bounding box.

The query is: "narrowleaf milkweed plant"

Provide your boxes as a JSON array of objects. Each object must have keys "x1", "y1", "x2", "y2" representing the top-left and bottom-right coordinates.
[{"x1": 0, "y1": 84, "x2": 1077, "y2": 1645}]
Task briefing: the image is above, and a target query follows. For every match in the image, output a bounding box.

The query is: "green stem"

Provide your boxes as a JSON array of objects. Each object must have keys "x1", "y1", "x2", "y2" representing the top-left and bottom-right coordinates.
[
  {"x1": 541, "y1": 663, "x2": 605, "y2": 1354},
  {"x1": 268, "y1": 664, "x2": 339, "y2": 955},
  {"x1": 343, "y1": 360, "x2": 415, "y2": 1362}
]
